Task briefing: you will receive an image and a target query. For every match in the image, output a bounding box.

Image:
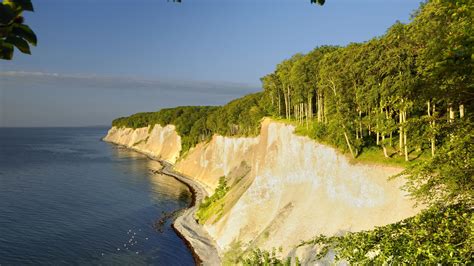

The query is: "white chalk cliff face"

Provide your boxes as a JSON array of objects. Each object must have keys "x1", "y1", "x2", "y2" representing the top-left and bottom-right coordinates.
[
  {"x1": 104, "y1": 118, "x2": 419, "y2": 261},
  {"x1": 103, "y1": 124, "x2": 182, "y2": 164}
]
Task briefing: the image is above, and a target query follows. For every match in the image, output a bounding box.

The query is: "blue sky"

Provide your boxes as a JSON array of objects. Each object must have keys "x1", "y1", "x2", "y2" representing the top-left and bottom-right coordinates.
[{"x1": 0, "y1": 0, "x2": 421, "y2": 127}]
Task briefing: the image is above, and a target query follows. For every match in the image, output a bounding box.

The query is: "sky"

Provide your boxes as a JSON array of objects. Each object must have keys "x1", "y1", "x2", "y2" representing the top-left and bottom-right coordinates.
[{"x1": 0, "y1": 0, "x2": 422, "y2": 127}]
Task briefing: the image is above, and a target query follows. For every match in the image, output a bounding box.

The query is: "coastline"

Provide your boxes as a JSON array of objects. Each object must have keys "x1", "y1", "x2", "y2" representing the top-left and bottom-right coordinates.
[{"x1": 103, "y1": 139, "x2": 221, "y2": 265}]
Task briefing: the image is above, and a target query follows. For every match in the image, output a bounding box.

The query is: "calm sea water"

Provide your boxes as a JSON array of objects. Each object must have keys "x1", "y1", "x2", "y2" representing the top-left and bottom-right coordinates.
[{"x1": 0, "y1": 127, "x2": 194, "y2": 265}]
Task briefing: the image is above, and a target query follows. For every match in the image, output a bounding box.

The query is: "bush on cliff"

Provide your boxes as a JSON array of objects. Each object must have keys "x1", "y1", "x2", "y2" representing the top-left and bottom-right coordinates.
[{"x1": 196, "y1": 176, "x2": 229, "y2": 224}]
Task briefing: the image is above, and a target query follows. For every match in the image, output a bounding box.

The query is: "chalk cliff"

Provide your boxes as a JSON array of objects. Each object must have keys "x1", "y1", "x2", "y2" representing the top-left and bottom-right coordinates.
[
  {"x1": 104, "y1": 118, "x2": 419, "y2": 263},
  {"x1": 103, "y1": 124, "x2": 181, "y2": 164}
]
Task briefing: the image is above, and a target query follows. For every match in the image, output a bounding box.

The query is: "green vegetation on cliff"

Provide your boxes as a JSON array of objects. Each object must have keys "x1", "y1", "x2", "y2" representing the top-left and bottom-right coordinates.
[{"x1": 196, "y1": 176, "x2": 229, "y2": 224}]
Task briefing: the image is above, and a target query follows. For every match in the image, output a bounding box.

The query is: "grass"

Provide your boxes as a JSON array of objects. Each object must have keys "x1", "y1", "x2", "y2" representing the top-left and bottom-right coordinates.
[
  {"x1": 353, "y1": 146, "x2": 431, "y2": 167},
  {"x1": 196, "y1": 197, "x2": 226, "y2": 224}
]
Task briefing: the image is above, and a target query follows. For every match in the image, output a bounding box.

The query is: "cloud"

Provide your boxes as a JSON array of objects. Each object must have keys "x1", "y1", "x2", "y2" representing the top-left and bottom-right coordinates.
[{"x1": 0, "y1": 71, "x2": 260, "y2": 96}]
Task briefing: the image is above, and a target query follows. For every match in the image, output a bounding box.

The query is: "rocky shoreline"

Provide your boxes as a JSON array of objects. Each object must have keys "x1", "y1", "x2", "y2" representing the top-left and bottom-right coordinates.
[{"x1": 158, "y1": 161, "x2": 221, "y2": 266}]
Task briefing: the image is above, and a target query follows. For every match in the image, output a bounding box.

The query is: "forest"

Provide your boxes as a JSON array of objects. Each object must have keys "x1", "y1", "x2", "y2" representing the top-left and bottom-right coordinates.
[{"x1": 113, "y1": 0, "x2": 472, "y2": 263}]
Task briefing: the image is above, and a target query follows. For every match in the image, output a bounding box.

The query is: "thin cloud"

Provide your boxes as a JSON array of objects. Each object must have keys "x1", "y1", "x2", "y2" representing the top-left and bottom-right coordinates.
[{"x1": 0, "y1": 71, "x2": 260, "y2": 96}]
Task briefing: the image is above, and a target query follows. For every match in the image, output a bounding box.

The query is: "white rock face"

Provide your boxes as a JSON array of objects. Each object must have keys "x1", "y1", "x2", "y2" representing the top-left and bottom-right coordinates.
[
  {"x1": 175, "y1": 135, "x2": 259, "y2": 194},
  {"x1": 103, "y1": 125, "x2": 182, "y2": 164},
  {"x1": 103, "y1": 119, "x2": 419, "y2": 261}
]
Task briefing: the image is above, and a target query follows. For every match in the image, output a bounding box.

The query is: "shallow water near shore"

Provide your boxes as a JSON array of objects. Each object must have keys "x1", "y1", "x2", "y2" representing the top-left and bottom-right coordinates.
[{"x1": 0, "y1": 127, "x2": 194, "y2": 265}]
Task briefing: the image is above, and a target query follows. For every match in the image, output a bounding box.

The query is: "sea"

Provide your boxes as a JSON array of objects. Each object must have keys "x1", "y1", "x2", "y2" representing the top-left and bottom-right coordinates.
[{"x1": 0, "y1": 127, "x2": 195, "y2": 265}]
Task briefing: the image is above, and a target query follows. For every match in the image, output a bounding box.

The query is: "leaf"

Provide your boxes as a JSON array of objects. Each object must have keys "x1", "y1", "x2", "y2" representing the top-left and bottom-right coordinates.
[
  {"x1": 0, "y1": 4, "x2": 16, "y2": 24},
  {"x1": 0, "y1": 40, "x2": 14, "y2": 59},
  {"x1": 4, "y1": 0, "x2": 34, "y2": 12},
  {"x1": 11, "y1": 24, "x2": 36, "y2": 45},
  {"x1": 311, "y1": 0, "x2": 325, "y2": 5},
  {"x1": 5, "y1": 35, "x2": 30, "y2": 54}
]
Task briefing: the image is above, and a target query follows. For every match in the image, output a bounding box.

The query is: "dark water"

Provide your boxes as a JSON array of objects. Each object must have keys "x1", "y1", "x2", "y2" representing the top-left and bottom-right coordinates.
[{"x1": 0, "y1": 127, "x2": 195, "y2": 265}]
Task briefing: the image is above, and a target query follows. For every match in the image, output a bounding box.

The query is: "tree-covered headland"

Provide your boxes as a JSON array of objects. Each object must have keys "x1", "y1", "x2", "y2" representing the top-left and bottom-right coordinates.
[
  {"x1": 112, "y1": 93, "x2": 268, "y2": 154},
  {"x1": 113, "y1": 0, "x2": 472, "y2": 263}
]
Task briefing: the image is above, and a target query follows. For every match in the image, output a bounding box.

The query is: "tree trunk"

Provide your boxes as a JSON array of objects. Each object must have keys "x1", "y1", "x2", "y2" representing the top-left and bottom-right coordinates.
[
  {"x1": 287, "y1": 86, "x2": 291, "y2": 119},
  {"x1": 448, "y1": 105, "x2": 454, "y2": 122},
  {"x1": 294, "y1": 105, "x2": 297, "y2": 122},
  {"x1": 317, "y1": 93, "x2": 322, "y2": 123},
  {"x1": 305, "y1": 103, "x2": 309, "y2": 129},
  {"x1": 301, "y1": 103, "x2": 304, "y2": 124},
  {"x1": 399, "y1": 110, "x2": 403, "y2": 155},
  {"x1": 323, "y1": 95, "x2": 327, "y2": 124},
  {"x1": 343, "y1": 131, "x2": 355, "y2": 158},
  {"x1": 382, "y1": 134, "x2": 388, "y2": 158},
  {"x1": 296, "y1": 104, "x2": 299, "y2": 124},
  {"x1": 403, "y1": 111, "x2": 409, "y2": 162},
  {"x1": 427, "y1": 100, "x2": 436, "y2": 157},
  {"x1": 376, "y1": 105, "x2": 381, "y2": 145},
  {"x1": 299, "y1": 104, "x2": 302, "y2": 124},
  {"x1": 432, "y1": 103, "x2": 436, "y2": 157},
  {"x1": 277, "y1": 90, "x2": 281, "y2": 117},
  {"x1": 460, "y1": 104, "x2": 465, "y2": 118},
  {"x1": 368, "y1": 110, "x2": 371, "y2": 136},
  {"x1": 389, "y1": 132, "x2": 392, "y2": 147},
  {"x1": 295, "y1": 105, "x2": 298, "y2": 122},
  {"x1": 427, "y1": 100, "x2": 431, "y2": 117},
  {"x1": 317, "y1": 94, "x2": 320, "y2": 122},
  {"x1": 301, "y1": 103, "x2": 304, "y2": 123}
]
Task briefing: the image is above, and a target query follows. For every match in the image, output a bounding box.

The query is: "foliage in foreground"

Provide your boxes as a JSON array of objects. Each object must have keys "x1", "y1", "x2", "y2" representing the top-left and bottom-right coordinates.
[
  {"x1": 0, "y1": 0, "x2": 37, "y2": 59},
  {"x1": 300, "y1": 203, "x2": 473, "y2": 264}
]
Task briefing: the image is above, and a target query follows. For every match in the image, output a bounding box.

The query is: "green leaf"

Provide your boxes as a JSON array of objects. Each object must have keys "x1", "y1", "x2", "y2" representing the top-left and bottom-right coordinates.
[
  {"x1": 0, "y1": 40, "x2": 14, "y2": 59},
  {"x1": 4, "y1": 0, "x2": 34, "y2": 12},
  {"x1": 311, "y1": 0, "x2": 325, "y2": 5},
  {"x1": 0, "y1": 4, "x2": 16, "y2": 24},
  {"x1": 5, "y1": 35, "x2": 30, "y2": 54},
  {"x1": 11, "y1": 24, "x2": 36, "y2": 45}
]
